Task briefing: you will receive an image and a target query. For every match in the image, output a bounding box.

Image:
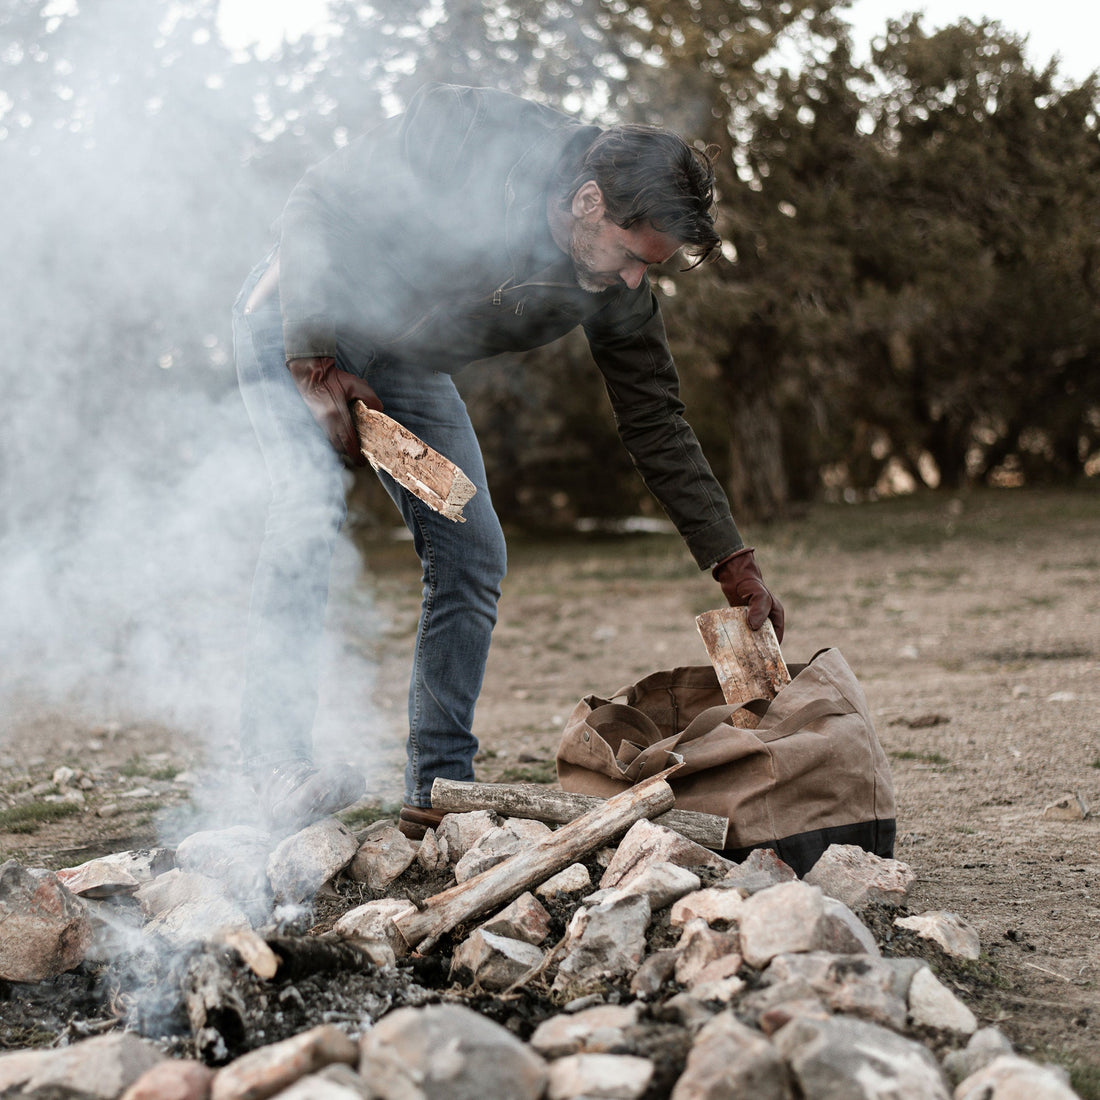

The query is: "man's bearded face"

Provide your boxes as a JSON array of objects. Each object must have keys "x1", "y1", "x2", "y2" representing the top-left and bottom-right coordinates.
[{"x1": 568, "y1": 215, "x2": 681, "y2": 294}]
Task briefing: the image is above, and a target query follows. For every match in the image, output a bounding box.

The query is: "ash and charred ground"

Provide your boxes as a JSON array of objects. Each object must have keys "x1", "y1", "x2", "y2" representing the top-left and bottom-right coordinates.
[{"x1": 2, "y1": 488, "x2": 1098, "y2": 1086}]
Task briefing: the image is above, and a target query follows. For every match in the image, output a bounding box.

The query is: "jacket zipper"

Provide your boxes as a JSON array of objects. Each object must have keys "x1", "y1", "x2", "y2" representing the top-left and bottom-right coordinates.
[
  {"x1": 492, "y1": 276, "x2": 575, "y2": 315},
  {"x1": 392, "y1": 275, "x2": 578, "y2": 344}
]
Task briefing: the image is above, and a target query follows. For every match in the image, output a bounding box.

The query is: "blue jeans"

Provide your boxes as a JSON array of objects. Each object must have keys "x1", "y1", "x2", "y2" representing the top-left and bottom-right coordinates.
[{"x1": 232, "y1": 258, "x2": 507, "y2": 806}]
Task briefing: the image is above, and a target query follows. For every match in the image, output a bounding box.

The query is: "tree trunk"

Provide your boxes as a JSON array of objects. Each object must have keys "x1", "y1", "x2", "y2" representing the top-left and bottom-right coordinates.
[{"x1": 726, "y1": 392, "x2": 788, "y2": 521}]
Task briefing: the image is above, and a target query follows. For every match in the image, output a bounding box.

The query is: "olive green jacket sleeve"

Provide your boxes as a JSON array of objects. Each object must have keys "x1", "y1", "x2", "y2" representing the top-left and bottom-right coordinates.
[{"x1": 585, "y1": 289, "x2": 744, "y2": 570}]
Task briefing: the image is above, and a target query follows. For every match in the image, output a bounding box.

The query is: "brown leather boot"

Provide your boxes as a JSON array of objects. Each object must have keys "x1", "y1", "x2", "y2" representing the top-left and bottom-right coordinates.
[{"x1": 398, "y1": 804, "x2": 446, "y2": 840}]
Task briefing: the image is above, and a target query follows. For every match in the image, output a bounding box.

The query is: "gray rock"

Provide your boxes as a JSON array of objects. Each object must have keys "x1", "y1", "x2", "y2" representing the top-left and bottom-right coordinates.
[
  {"x1": 553, "y1": 893, "x2": 652, "y2": 995},
  {"x1": 599, "y1": 820, "x2": 732, "y2": 891},
  {"x1": 723, "y1": 848, "x2": 799, "y2": 895},
  {"x1": 452, "y1": 847, "x2": 507, "y2": 882},
  {"x1": 453, "y1": 821, "x2": 551, "y2": 883},
  {"x1": 669, "y1": 885, "x2": 746, "y2": 928},
  {"x1": 0, "y1": 1032, "x2": 165, "y2": 1098},
  {"x1": 268, "y1": 1075, "x2": 366, "y2": 1100},
  {"x1": 359, "y1": 1003, "x2": 548, "y2": 1100},
  {"x1": 266, "y1": 818, "x2": 359, "y2": 904},
  {"x1": 738, "y1": 881, "x2": 878, "y2": 969},
  {"x1": 348, "y1": 826, "x2": 417, "y2": 890},
  {"x1": 673, "y1": 918, "x2": 740, "y2": 986},
  {"x1": 82, "y1": 895, "x2": 146, "y2": 961},
  {"x1": 416, "y1": 827, "x2": 448, "y2": 872},
  {"x1": 315, "y1": 1062, "x2": 373, "y2": 1097},
  {"x1": 766, "y1": 952, "x2": 908, "y2": 1030},
  {"x1": 907, "y1": 965, "x2": 978, "y2": 1035},
  {"x1": 671, "y1": 1012, "x2": 794, "y2": 1100},
  {"x1": 682, "y1": 956, "x2": 746, "y2": 1004},
  {"x1": 530, "y1": 1002, "x2": 643, "y2": 1057},
  {"x1": 479, "y1": 891, "x2": 552, "y2": 945},
  {"x1": 819, "y1": 896, "x2": 881, "y2": 956},
  {"x1": 803, "y1": 844, "x2": 916, "y2": 909},
  {"x1": 450, "y1": 929, "x2": 545, "y2": 990},
  {"x1": 894, "y1": 910, "x2": 981, "y2": 960},
  {"x1": 660, "y1": 992, "x2": 724, "y2": 1032},
  {"x1": 738, "y1": 880, "x2": 825, "y2": 967},
  {"x1": 137, "y1": 869, "x2": 251, "y2": 946},
  {"x1": 147, "y1": 895, "x2": 252, "y2": 948},
  {"x1": 955, "y1": 1054, "x2": 1078, "y2": 1099},
  {"x1": 587, "y1": 861, "x2": 701, "y2": 912},
  {"x1": 436, "y1": 810, "x2": 500, "y2": 864},
  {"x1": 52, "y1": 764, "x2": 79, "y2": 787},
  {"x1": 137, "y1": 868, "x2": 235, "y2": 917},
  {"x1": 630, "y1": 948, "x2": 679, "y2": 998},
  {"x1": 120, "y1": 1058, "x2": 214, "y2": 1100},
  {"x1": 756, "y1": 996, "x2": 831, "y2": 1038},
  {"x1": 881, "y1": 955, "x2": 929, "y2": 998},
  {"x1": 0, "y1": 859, "x2": 92, "y2": 981},
  {"x1": 176, "y1": 826, "x2": 270, "y2": 903},
  {"x1": 537, "y1": 863, "x2": 592, "y2": 897},
  {"x1": 56, "y1": 846, "x2": 175, "y2": 898},
  {"x1": 738, "y1": 976, "x2": 828, "y2": 1033},
  {"x1": 772, "y1": 1015, "x2": 951, "y2": 1099},
  {"x1": 942, "y1": 1026, "x2": 1015, "y2": 1084},
  {"x1": 333, "y1": 897, "x2": 417, "y2": 956},
  {"x1": 546, "y1": 1053, "x2": 654, "y2": 1099},
  {"x1": 210, "y1": 1024, "x2": 358, "y2": 1100}
]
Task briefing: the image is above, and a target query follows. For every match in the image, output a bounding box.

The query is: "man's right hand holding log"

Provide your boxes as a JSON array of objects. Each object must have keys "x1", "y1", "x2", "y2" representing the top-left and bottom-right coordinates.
[{"x1": 286, "y1": 356, "x2": 383, "y2": 467}]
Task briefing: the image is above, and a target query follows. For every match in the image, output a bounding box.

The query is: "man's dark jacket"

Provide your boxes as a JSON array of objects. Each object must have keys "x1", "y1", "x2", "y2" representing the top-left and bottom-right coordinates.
[{"x1": 276, "y1": 82, "x2": 743, "y2": 568}]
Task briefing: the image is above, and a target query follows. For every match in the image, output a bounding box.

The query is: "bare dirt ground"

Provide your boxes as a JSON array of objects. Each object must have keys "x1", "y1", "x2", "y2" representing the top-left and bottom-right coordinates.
[
  {"x1": 392, "y1": 487, "x2": 1100, "y2": 1085},
  {"x1": 3, "y1": 487, "x2": 1098, "y2": 1087}
]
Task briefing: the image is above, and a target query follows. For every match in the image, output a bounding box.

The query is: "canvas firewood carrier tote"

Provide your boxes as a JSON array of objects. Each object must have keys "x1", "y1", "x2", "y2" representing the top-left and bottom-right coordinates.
[{"x1": 555, "y1": 648, "x2": 896, "y2": 876}]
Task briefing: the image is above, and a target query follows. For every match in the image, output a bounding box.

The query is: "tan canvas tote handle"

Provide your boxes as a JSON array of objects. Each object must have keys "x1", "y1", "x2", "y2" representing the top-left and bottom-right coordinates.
[
  {"x1": 616, "y1": 705, "x2": 740, "y2": 783},
  {"x1": 585, "y1": 703, "x2": 665, "y2": 748},
  {"x1": 754, "y1": 696, "x2": 855, "y2": 741},
  {"x1": 618, "y1": 697, "x2": 856, "y2": 783}
]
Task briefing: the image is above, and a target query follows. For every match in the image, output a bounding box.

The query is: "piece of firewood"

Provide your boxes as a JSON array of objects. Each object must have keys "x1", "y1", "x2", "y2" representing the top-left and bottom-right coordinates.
[
  {"x1": 354, "y1": 402, "x2": 476, "y2": 522},
  {"x1": 430, "y1": 778, "x2": 728, "y2": 849},
  {"x1": 696, "y1": 606, "x2": 791, "y2": 725},
  {"x1": 394, "y1": 769, "x2": 678, "y2": 953},
  {"x1": 219, "y1": 928, "x2": 279, "y2": 980},
  {"x1": 183, "y1": 950, "x2": 247, "y2": 1062},
  {"x1": 264, "y1": 935, "x2": 386, "y2": 981}
]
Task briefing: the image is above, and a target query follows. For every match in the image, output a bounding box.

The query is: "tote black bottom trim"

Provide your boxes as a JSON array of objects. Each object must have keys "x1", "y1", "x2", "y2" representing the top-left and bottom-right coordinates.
[{"x1": 719, "y1": 818, "x2": 897, "y2": 878}]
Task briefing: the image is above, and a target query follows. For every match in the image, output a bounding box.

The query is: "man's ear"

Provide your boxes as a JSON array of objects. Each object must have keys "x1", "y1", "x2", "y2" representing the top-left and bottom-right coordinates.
[{"x1": 571, "y1": 180, "x2": 605, "y2": 219}]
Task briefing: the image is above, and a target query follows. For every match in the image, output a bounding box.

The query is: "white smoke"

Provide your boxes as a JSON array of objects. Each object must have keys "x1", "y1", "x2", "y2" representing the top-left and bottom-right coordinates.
[{"x1": 0, "y1": 2, "x2": 391, "y2": 795}]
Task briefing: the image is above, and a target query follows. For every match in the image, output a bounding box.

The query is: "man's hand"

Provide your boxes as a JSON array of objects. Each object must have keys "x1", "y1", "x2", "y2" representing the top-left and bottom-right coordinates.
[
  {"x1": 712, "y1": 547, "x2": 785, "y2": 642},
  {"x1": 286, "y1": 357, "x2": 383, "y2": 466}
]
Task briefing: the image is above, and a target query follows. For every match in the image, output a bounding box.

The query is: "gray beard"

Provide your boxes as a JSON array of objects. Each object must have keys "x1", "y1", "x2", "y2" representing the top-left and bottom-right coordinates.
[{"x1": 575, "y1": 269, "x2": 607, "y2": 294}]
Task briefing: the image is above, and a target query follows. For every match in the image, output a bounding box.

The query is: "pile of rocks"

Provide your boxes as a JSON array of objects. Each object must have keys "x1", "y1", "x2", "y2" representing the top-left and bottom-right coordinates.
[{"x1": 0, "y1": 805, "x2": 1083, "y2": 1100}]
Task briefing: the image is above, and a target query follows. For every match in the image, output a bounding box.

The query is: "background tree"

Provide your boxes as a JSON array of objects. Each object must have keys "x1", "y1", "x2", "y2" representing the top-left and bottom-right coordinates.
[{"x1": 2, "y1": 0, "x2": 1096, "y2": 555}]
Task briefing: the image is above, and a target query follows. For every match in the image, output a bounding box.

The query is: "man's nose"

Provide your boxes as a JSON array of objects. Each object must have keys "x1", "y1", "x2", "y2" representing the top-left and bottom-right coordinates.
[{"x1": 620, "y1": 261, "x2": 648, "y2": 290}]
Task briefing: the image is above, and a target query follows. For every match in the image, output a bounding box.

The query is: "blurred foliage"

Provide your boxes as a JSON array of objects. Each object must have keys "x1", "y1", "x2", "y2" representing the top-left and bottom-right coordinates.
[{"x1": 1, "y1": 0, "x2": 1096, "y2": 533}]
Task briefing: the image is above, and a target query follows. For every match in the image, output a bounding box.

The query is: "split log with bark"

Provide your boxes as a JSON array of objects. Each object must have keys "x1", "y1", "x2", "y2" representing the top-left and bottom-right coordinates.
[
  {"x1": 354, "y1": 403, "x2": 476, "y2": 522},
  {"x1": 183, "y1": 951, "x2": 247, "y2": 1062},
  {"x1": 430, "y1": 778, "x2": 728, "y2": 849},
  {"x1": 695, "y1": 606, "x2": 790, "y2": 728},
  {"x1": 395, "y1": 769, "x2": 678, "y2": 954}
]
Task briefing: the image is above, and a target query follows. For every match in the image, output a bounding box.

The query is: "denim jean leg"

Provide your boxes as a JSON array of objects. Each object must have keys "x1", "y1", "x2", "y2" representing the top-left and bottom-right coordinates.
[
  {"x1": 366, "y1": 365, "x2": 507, "y2": 807},
  {"x1": 232, "y1": 271, "x2": 349, "y2": 778}
]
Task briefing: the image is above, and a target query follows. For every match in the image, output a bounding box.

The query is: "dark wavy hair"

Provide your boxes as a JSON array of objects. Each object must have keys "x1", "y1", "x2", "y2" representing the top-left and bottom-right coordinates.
[{"x1": 560, "y1": 125, "x2": 720, "y2": 267}]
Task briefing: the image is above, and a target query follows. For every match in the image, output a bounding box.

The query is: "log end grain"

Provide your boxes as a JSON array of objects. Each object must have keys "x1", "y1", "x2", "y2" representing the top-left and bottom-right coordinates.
[
  {"x1": 355, "y1": 403, "x2": 477, "y2": 522},
  {"x1": 696, "y1": 606, "x2": 791, "y2": 707}
]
